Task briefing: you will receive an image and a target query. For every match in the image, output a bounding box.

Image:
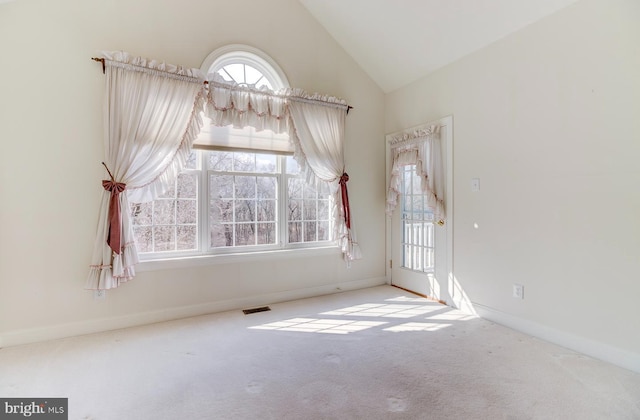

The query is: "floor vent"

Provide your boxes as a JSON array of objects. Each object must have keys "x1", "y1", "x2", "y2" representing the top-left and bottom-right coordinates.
[{"x1": 242, "y1": 306, "x2": 271, "y2": 315}]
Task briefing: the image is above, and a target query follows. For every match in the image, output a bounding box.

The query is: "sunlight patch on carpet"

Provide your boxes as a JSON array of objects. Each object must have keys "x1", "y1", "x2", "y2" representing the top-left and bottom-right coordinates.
[
  {"x1": 321, "y1": 303, "x2": 442, "y2": 318},
  {"x1": 384, "y1": 322, "x2": 451, "y2": 332},
  {"x1": 249, "y1": 317, "x2": 387, "y2": 334}
]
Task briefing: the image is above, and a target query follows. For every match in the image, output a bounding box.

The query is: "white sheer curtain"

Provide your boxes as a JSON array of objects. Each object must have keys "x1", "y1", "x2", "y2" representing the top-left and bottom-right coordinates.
[
  {"x1": 288, "y1": 97, "x2": 362, "y2": 264},
  {"x1": 87, "y1": 51, "x2": 206, "y2": 290},
  {"x1": 204, "y1": 77, "x2": 362, "y2": 263},
  {"x1": 386, "y1": 126, "x2": 445, "y2": 223}
]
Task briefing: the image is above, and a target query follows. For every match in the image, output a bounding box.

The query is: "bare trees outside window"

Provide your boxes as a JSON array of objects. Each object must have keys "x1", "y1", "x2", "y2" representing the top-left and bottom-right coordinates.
[
  {"x1": 131, "y1": 152, "x2": 199, "y2": 253},
  {"x1": 130, "y1": 150, "x2": 334, "y2": 258},
  {"x1": 209, "y1": 151, "x2": 278, "y2": 248}
]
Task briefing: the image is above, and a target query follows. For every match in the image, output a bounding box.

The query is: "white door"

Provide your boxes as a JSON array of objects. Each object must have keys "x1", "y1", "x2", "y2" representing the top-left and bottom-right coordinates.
[{"x1": 386, "y1": 117, "x2": 453, "y2": 304}]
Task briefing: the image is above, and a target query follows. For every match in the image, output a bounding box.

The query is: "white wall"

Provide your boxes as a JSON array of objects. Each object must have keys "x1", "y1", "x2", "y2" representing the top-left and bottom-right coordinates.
[
  {"x1": 386, "y1": 0, "x2": 640, "y2": 370},
  {"x1": 0, "y1": 0, "x2": 386, "y2": 346}
]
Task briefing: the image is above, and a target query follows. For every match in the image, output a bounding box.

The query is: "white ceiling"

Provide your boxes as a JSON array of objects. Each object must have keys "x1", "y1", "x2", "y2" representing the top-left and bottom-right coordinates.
[{"x1": 299, "y1": 0, "x2": 580, "y2": 93}]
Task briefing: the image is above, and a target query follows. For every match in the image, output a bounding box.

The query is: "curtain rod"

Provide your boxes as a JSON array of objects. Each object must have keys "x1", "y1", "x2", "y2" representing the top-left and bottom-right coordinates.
[{"x1": 91, "y1": 57, "x2": 354, "y2": 114}]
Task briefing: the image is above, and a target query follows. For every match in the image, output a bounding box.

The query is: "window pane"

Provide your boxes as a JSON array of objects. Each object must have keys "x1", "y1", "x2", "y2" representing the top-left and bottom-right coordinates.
[
  {"x1": 233, "y1": 153, "x2": 256, "y2": 172},
  {"x1": 244, "y1": 65, "x2": 262, "y2": 86},
  {"x1": 134, "y1": 227, "x2": 152, "y2": 252},
  {"x1": 159, "y1": 182, "x2": 176, "y2": 199},
  {"x1": 412, "y1": 175, "x2": 422, "y2": 194},
  {"x1": 303, "y1": 183, "x2": 317, "y2": 199},
  {"x1": 317, "y1": 221, "x2": 330, "y2": 241},
  {"x1": 318, "y1": 181, "x2": 331, "y2": 198},
  {"x1": 304, "y1": 222, "x2": 317, "y2": 242},
  {"x1": 257, "y1": 200, "x2": 276, "y2": 222},
  {"x1": 211, "y1": 199, "x2": 233, "y2": 223},
  {"x1": 209, "y1": 151, "x2": 233, "y2": 171},
  {"x1": 403, "y1": 195, "x2": 412, "y2": 213},
  {"x1": 177, "y1": 173, "x2": 197, "y2": 198},
  {"x1": 257, "y1": 177, "x2": 277, "y2": 199},
  {"x1": 177, "y1": 226, "x2": 197, "y2": 250},
  {"x1": 235, "y1": 200, "x2": 256, "y2": 222},
  {"x1": 257, "y1": 223, "x2": 276, "y2": 245},
  {"x1": 235, "y1": 176, "x2": 256, "y2": 198},
  {"x1": 288, "y1": 199, "x2": 302, "y2": 221},
  {"x1": 303, "y1": 200, "x2": 317, "y2": 220},
  {"x1": 318, "y1": 200, "x2": 330, "y2": 221},
  {"x1": 184, "y1": 151, "x2": 197, "y2": 170},
  {"x1": 153, "y1": 200, "x2": 175, "y2": 225},
  {"x1": 176, "y1": 200, "x2": 197, "y2": 224},
  {"x1": 401, "y1": 165, "x2": 435, "y2": 273},
  {"x1": 412, "y1": 196, "x2": 424, "y2": 219},
  {"x1": 131, "y1": 202, "x2": 152, "y2": 226},
  {"x1": 222, "y1": 64, "x2": 244, "y2": 84},
  {"x1": 288, "y1": 178, "x2": 303, "y2": 199},
  {"x1": 286, "y1": 156, "x2": 301, "y2": 175},
  {"x1": 235, "y1": 223, "x2": 255, "y2": 246},
  {"x1": 286, "y1": 176, "x2": 334, "y2": 244},
  {"x1": 210, "y1": 223, "x2": 232, "y2": 247},
  {"x1": 256, "y1": 154, "x2": 277, "y2": 173},
  {"x1": 288, "y1": 222, "x2": 302, "y2": 243},
  {"x1": 154, "y1": 226, "x2": 175, "y2": 252},
  {"x1": 210, "y1": 175, "x2": 234, "y2": 198},
  {"x1": 216, "y1": 69, "x2": 234, "y2": 82}
]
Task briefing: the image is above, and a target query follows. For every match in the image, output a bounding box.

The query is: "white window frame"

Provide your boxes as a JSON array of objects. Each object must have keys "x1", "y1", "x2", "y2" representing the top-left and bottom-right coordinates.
[{"x1": 135, "y1": 150, "x2": 337, "y2": 265}]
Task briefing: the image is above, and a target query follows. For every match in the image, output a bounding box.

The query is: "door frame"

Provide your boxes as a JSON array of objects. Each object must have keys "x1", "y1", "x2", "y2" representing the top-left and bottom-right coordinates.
[{"x1": 385, "y1": 115, "x2": 454, "y2": 306}]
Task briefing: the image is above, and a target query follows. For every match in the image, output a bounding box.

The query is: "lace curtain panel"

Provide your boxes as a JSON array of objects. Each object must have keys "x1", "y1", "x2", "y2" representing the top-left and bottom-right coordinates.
[
  {"x1": 87, "y1": 51, "x2": 206, "y2": 290},
  {"x1": 386, "y1": 126, "x2": 445, "y2": 223}
]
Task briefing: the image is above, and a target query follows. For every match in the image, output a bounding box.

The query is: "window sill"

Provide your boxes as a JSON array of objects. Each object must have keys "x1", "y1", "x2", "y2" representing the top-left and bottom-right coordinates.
[{"x1": 136, "y1": 245, "x2": 341, "y2": 272}]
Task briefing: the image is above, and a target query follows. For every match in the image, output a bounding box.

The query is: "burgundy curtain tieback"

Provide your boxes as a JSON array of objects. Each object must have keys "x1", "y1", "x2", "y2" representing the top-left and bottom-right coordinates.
[
  {"x1": 339, "y1": 172, "x2": 351, "y2": 230},
  {"x1": 102, "y1": 179, "x2": 126, "y2": 255}
]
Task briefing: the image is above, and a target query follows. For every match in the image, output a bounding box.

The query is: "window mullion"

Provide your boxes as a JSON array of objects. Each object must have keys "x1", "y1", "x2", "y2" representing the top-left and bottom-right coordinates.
[
  {"x1": 200, "y1": 152, "x2": 209, "y2": 254},
  {"x1": 279, "y1": 159, "x2": 288, "y2": 248}
]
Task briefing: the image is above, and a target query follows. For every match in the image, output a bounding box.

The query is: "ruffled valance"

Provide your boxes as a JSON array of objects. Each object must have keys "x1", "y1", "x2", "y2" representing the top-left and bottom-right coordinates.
[
  {"x1": 206, "y1": 74, "x2": 289, "y2": 133},
  {"x1": 102, "y1": 51, "x2": 205, "y2": 82},
  {"x1": 387, "y1": 126, "x2": 445, "y2": 223}
]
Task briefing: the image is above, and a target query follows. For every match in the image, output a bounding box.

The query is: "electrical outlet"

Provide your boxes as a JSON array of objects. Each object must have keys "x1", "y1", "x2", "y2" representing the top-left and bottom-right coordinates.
[
  {"x1": 94, "y1": 289, "x2": 106, "y2": 300},
  {"x1": 513, "y1": 284, "x2": 524, "y2": 299}
]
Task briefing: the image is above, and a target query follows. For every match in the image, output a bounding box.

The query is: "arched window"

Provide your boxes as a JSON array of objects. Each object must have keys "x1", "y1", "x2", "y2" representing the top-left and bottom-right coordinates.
[
  {"x1": 130, "y1": 46, "x2": 334, "y2": 258},
  {"x1": 194, "y1": 45, "x2": 292, "y2": 155},
  {"x1": 201, "y1": 44, "x2": 289, "y2": 90}
]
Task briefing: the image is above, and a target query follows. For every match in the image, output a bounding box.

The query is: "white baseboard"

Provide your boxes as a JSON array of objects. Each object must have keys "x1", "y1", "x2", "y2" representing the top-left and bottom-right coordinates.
[
  {"x1": 0, "y1": 277, "x2": 386, "y2": 348},
  {"x1": 473, "y1": 302, "x2": 640, "y2": 374}
]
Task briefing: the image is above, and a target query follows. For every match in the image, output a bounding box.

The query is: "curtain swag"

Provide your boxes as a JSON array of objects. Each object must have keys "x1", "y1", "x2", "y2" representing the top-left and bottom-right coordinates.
[
  {"x1": 88, "y1": 51, "x2": 360, "y2": 290},
  {"x1": 386, "y1": 125, "x2": 445, "y2": 224}
]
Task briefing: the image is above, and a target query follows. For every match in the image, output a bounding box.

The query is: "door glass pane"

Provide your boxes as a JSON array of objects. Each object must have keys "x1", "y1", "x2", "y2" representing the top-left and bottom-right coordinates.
[{"x1": 401, "y1": 165, "x2": 435, "y2": 273}]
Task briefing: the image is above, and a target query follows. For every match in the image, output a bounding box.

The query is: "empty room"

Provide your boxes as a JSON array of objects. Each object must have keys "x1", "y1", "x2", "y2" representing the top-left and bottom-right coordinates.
[{"x1": 1, "y1": 0, "x2": 639, "y2": 418}]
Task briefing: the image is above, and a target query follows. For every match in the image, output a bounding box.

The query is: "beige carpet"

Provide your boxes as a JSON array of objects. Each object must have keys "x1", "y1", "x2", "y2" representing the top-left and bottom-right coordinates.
[{"x1": 1, "y1": 285, "x2": 639, "y2": 419}]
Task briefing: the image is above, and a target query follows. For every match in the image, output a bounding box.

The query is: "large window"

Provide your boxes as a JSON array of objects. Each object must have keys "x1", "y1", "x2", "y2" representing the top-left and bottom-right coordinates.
[
  {"x1": 131, "y1": 46, "x2": 335, "y2": 259},
  {"x1": 131, "y1": 151, "x2": 334, "y2": 258}
]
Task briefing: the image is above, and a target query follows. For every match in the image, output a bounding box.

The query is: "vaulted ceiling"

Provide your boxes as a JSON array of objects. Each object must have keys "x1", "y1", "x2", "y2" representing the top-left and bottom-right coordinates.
[{"x1": 299, "y1": 0, "x2": 580, "y2": 93}]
